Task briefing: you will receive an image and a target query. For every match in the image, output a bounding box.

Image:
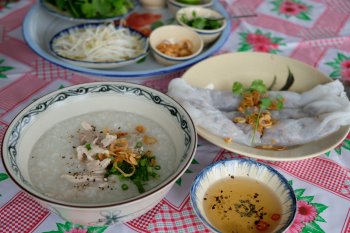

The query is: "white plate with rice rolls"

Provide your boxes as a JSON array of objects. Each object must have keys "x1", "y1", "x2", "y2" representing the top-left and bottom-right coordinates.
[{"x1": 168, "y1": 52, "x2": 350, "y2": 161}]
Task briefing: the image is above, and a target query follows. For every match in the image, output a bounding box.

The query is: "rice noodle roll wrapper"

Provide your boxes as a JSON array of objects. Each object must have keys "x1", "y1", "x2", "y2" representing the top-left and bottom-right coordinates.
[{"x1": 167, "y1": 78, "x2": 350, "y2": 147}]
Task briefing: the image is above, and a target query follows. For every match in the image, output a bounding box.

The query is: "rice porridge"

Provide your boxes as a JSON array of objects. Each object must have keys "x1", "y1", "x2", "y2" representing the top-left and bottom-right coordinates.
[{"x1": 28, "y1": 111, "x2": 177, "y2": 204}]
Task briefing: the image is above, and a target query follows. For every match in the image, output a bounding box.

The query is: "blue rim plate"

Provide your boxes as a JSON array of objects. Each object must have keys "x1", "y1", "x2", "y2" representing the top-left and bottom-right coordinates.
[
  {"x1": 39, "y1": 0, "x2": 136, "y2": 23},
  {"x1": 49, "y1": 23, "x2": 150, "y2": 69},
  {"x1": 22, "y1": 1, "x2": 231, "y2": 78},
  {"x1": 190, "y1": 158, "x2": 296, "y2": 233}
]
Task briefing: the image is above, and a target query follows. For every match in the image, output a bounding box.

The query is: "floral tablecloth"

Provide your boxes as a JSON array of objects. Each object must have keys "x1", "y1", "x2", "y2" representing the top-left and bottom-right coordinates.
[{"x1": 1, "y1": 0, "x2": 350, "y2": 232}]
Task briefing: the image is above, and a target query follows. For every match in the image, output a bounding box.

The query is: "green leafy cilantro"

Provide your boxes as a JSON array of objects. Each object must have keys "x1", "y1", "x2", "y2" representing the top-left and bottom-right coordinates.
[
  {"x1": 180, "y1": 11, "x2": 223, "y2": 30},
  {"x1": 249, "y1": 80, "x2": 267, "y2": 93},
  {"x1": 46, "y1": 0, "x2": 134, "y2": 19},
  {"x1": 259, "y1": 97, "x2": 272, "y2": 110},
  {"x1": 232, "y1": 82, "x2": 245, "y2": 95},
  {"x1": 232, "y1": 80, "x2": 284, "y2": 144},
  {"x1": 105, "y1": 151, "x2": 160, "y2": 194}
]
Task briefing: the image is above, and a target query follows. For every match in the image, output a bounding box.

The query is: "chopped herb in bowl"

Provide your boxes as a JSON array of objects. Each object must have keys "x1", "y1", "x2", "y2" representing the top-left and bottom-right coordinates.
[
  {"x1": 176, "y1": 0, "x2": 201, "y2": 4},
  {"x1": 180, "y1": 11, "x2": 223, "y2": 30},
  {"x1": 44, "y1": 0, "x2": 134, "y2": 19}
]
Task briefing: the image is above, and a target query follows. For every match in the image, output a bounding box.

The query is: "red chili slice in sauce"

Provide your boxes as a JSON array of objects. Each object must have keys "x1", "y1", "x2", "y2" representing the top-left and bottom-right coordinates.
[
  {"x1": 271, "y1": 213, "x2": 281, "y2": 221},
  {"x1": 256, "y1": 220, "x2": 270, "y2": 231}
]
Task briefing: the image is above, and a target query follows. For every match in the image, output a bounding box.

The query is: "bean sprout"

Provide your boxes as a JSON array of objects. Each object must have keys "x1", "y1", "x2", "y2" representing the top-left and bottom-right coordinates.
[{"x1": 52, "y1": 24, "x2": 146, "y2": 62}]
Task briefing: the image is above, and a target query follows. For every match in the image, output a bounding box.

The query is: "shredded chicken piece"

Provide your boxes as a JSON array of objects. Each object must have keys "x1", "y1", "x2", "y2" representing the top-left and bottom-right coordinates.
[
  {"x1": 81, "y1": 121, "x2": 93, "y2": 131},
  {"x1": 76, "y1": 145, "x2": 109, "y2": 161},
  {"x1": 86, "y1": 158, "x2": 111, "y2": 172},
  {"x1": 101, "y1": 134, "x2": 117, "y2": 147}
]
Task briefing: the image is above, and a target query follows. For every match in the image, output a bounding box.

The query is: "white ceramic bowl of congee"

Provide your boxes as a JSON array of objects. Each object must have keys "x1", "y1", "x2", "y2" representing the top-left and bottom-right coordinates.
[{"x1": 1, "y1": 81, "x2": 197, "y2": 226}]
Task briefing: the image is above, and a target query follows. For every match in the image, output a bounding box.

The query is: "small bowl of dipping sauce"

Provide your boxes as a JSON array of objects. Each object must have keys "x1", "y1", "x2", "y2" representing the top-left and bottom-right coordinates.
[
  {"x1": 149, "y1": 25, "x2": 204, "y2": 66},
  {"x1": 190, "y1": 158, "x2": 296, "y2": 233}
]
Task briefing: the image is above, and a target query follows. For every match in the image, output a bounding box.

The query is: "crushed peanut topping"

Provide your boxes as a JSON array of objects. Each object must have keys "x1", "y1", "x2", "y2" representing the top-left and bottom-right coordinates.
[{"x1": 156, "y1": 39, "x2": 193, "y2": 57}]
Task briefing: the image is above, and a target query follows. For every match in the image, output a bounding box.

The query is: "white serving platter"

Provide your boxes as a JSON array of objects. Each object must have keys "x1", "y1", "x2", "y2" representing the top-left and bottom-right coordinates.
[{"x1": 23, "y1": 1, "x2": 231, "y2": 79}]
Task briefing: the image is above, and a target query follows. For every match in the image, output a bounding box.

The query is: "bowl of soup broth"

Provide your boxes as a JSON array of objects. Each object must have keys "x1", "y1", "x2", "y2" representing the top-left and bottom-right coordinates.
[
  {"x1": 190, "y1": 158, "x2": 296, "y2": 233},
  {"x1": 1, "y1": 82, "x2": 197, "y2": 225}
]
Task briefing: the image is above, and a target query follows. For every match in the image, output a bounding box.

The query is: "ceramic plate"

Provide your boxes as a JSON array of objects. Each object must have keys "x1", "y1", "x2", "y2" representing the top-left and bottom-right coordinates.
[
  {"x1": 182, "y1": 52, "x2": 350, "y2": 161},
  {"x1": 49, "y1": 24, "x2": 149, "y2": 69},
  {"x1": 39, "y1": 0, "x2": 136, "y2": 23},
  {"x1": 23, "y1": 1, "x2": 231, "y2": 79}
]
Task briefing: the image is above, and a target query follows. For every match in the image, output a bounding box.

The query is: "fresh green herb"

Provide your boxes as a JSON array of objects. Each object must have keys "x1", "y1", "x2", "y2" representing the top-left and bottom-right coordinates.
[
  {"x1": 248, "y1": 80, "x2": 267, "y2": 93},
  {"x1": 151, "y1": 21, "x2": 165, "y2": 30},
  {"x1": 135, "y1": 141, "x2": 143, "y2": 149},
  {"x1": 180, "y1": 11, "x2": 223, "y2": 30},
  {"x1": 232, "y1": 82, "x2": 245, "y2": 95},
  {"x1": 45, "y1": 0, "x2": 134, "y2": 19},
  {"x1": 176, "y1": 0, "x2": 201, "y2": 4},
  {"x1": 106, "y1": 152, "x2": 160, "y2": 194},
  {"x1": 154, "y1": 165, "x2": 161, "y2": 170},
  {"x1": 259, "y1": 97, "x2": 272, "y2": 110},
  {"x1": 85, "y1": 143, "x2": 91, "y2": 150},
  {"x1": 232, "y1": 80, "x2": 284, "y2": 144},
  {"x1": 121, "y1": 184, "x2": 128, "y2": 190},
  {"x1": 275, "y1": 95, "x2": 284, "y2": 110}
]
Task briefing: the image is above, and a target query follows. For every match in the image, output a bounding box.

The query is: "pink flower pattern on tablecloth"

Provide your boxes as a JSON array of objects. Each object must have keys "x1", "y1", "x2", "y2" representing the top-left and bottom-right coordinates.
[
  {"x1": 271, "y1": 0, "x2": 312, "y2": 20},
  {"x1": 65, "y1": 229, "x2": 88, "y2": 233},
  {"x1": 238, "y1": 29, "x2": 286, "y2": 54},
  {"x1": 43, "y1": 222, "x2": 108, "y2": 233},
  {"x1": 296, "y1": 200, "x2": 317, "y2": 222},
  {"x1": 325, "y1": 136, "x2": 350, "y2": 156},
  {"x1": 285, "y1": 181, "x2": 328, "y2": 233},
  {"x1": 325, "y1": 53, "x2": 350, "y2": 81},
  {"x1": 286, "y1": 218, "x2": 305, "y2": 233},
  {"x1": 0, "y1": 58, "x2": 14, "y2": 78}
]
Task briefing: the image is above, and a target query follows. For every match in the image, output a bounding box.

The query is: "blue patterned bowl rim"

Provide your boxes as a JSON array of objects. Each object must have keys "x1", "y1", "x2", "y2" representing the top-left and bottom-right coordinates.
[
  {"x1": 1, "y1": 81, "x2": 198, "y2": 208},
  {"x1": 49, "y1": 23, "x2": 149, "y2": 66},
  {"x1": 190, "y1": 158, "x2": 297, "y2": 233}
]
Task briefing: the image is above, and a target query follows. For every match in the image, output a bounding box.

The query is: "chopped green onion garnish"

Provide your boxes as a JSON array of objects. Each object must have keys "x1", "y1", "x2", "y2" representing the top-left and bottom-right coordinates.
[
  {"x1": 154, "y1": 165, "x2": 161, "y2": 170},
  {"x1": 121, "y1": 184, "x2": 128, "y2": 190},
  {"x1": 135, "y1": 141, "x2": 143, "y2": 148},
  {"x1": 85, "y1": 144, "x2": 91, "y2": 150}
]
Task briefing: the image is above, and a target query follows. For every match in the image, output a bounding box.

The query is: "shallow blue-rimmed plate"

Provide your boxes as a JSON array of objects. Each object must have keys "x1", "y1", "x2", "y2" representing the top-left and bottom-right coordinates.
[
  {"x1": 39, "y1": 0, "x2": 136, "y2": 23},
  {"x1": 190, "y1": 158, "x2": 296, "y2": 233},
  {"x1": 22, "y1": 1, "x2": 231, "y2": 78},
  {"x1": 49, "y1": 23, "x2": 149, "y2": 69}
]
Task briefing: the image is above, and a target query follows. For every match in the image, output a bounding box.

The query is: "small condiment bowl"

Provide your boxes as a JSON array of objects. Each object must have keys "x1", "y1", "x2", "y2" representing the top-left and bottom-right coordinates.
[
  {"x1": 149, "y1": 25, "x2": 204, "y2": 66},
  {"x1": 176, "y1": 6, "x2": 227, "y2": 45},
  {"x1": 167, "y1": 0, "x2": 213, "y2": 14},
  {"x1": 190, "y1": 158, "x2": 296, "y2": 233}
]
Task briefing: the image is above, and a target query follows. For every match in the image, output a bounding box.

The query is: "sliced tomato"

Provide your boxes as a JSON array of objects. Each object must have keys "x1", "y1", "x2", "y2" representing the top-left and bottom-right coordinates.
[{"x1": 126, "y1": 13, "x2": 162, "y2": 28}]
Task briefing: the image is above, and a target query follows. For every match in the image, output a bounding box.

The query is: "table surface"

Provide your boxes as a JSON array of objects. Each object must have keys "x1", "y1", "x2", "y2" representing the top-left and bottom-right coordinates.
[{"x1": 1, "y1": 0, "x2": 350, "y2": 232}]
